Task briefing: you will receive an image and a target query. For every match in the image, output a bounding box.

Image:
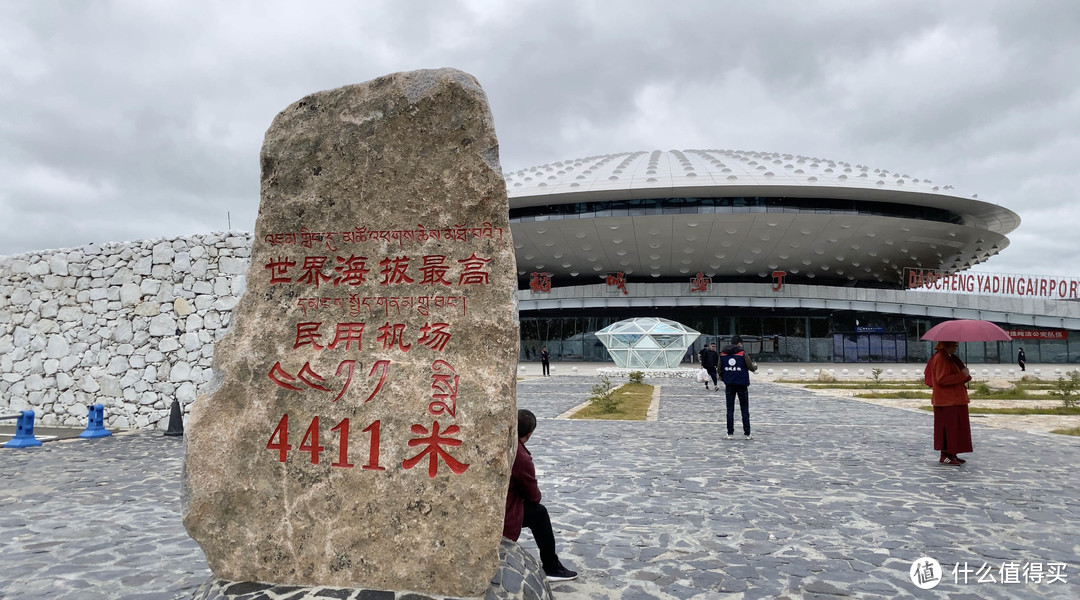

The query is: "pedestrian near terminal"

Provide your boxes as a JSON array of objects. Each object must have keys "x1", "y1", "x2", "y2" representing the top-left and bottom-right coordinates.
[
  {"x1": 503, "y1": 409, "x2": 578, "y2": 581},
  {"x1": 1017, "y1": 347, "x2": 1026, "y2": 372},
  {"x1": 699, "y1": 342, "x2": 720, "y2": 391},
  {"x1": 720, "y1": 336, "x2": 758, "y2": 439},
  {"x1": 925, "y1": 341, "x2": 973, "y2": 465},
  {"x1": 540, "y1": 346, "x2": 551, "y2": 377}
]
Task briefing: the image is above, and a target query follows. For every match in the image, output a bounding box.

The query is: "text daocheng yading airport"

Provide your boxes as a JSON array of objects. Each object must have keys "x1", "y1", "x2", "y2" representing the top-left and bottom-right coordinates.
[
  {"x1": 507, "y1": 149, "x2": 1080, "y2": 365},
  {"x1": 907, "y1": 269, "x2": 1080, "y2": 299}
]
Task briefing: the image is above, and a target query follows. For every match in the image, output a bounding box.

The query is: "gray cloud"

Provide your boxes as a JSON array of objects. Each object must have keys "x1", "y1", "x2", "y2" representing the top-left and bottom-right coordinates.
[{"x1": 1, "y1": 0, "x2": 1078, "y2": 277}]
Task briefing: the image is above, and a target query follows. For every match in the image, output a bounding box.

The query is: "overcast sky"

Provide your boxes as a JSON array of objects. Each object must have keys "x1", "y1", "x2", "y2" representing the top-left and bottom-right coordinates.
[{"x1": 1, "y1": 0, "x2": 1078, "y2": 277}]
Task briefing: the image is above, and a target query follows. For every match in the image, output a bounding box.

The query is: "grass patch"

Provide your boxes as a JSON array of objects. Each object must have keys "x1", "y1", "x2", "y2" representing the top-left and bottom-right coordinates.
[
  {"x1": 969, "y1": 389, "x2": 1040, "y2": 399},
  {"x1": 916, "y1": 406, "x2": 1080, "y2": 416},
  {"x1": 856, "y1": 391, "x2": 932, "y2": 399},
  {"x1": 793, "y1": 380, "x2": 1062, "y2": 392},
  {"x1": 791, "y1": 377, "x2": 1080, "y2": 405},
  {"x1": 853, "y1": 387, "x2": 1053, "y2": 400},
  {"x1": 781, "y1": 378, "x2": 926, "y2": 385},
  {"x1": 805, "y1": 382, "x2": 925, "y2": 389},
  {"x1": 570, "y1": 382, "x2": 654, "y2": 420},
  {"x1": 1051, "y1": 427, "x2": 1080, "y2": 436}
]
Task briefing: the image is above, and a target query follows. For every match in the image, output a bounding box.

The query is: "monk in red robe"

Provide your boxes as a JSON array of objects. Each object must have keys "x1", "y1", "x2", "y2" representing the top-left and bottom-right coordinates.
[{"x1": 925, "y1": 341, "x2": 973, "y2": 465}]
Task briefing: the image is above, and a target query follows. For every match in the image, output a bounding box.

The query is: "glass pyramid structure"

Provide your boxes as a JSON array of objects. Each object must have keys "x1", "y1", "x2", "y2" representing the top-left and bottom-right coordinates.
[{"x1": 595, "y1": 317, "x2": 700, "y2": 369}]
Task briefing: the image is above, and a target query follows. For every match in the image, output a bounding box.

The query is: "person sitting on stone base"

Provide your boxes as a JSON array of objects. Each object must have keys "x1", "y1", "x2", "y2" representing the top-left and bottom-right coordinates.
[{"x1": 503, "y1": 409, "x2": 578, "y2": 581}]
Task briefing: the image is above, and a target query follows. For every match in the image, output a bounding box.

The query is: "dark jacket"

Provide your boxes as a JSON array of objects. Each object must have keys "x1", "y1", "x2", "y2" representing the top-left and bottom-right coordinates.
[
  {"x1": 721, "y1": 345, "x2": 758, "y2": 371},
  {"x1": 503, "y1": 440, "x2": 541, "y2": 541},
  {"x1": 699, "y1": 348, "x2": 720, "y2": 369},
  {"x1": 720, "y1": 349, "x2": 749, "y2": 385},
  {"x1": 720, "y1": 345, "x2": 758, "y2": 386}
]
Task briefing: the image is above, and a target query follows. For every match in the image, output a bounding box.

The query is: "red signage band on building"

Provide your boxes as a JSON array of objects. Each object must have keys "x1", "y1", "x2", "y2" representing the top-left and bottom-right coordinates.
[
  {"x1": 690, "y1": 272, "x2": 711, "y2": 293},
  {"x1": 529, "y1": 272, "x2": 552, "y2": 293},
  {"x1": 771, "y1": 270, "x2": 787, "y2": 292},
  {"x1": 1004, "y1": 330, "x2": 1069, "y2": 340},
  {"x1": 606, "y1": 272, "x2": 628, "y2": 295},
  {"x1": 905, "y1": 268, "x2": 1080, "y2": 300}
]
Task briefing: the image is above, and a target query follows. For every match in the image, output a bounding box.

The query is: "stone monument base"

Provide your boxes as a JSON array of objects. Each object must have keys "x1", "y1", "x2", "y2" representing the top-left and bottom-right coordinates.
[{"x1": 191, "y1": 539, "x2": 553, "y2": 600}]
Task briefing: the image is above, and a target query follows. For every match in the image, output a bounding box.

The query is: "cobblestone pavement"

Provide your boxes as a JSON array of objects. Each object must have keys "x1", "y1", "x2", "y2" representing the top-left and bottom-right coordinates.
[
  {"x1": 1, "y1": 376, "x2": 1078, "y2": 599},
  {"x1": 517, "y1": 376, "x2": 1080, "y2": 599},
  {"x1": 0, "y1": 435, "x2": 207, "y2": 600}
]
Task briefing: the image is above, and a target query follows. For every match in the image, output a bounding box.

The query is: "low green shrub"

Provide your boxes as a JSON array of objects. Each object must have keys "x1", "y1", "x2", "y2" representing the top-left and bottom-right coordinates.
[
  {"x1": 869, "y1": 368, "x2": 883, "y2": 384},
  {"x1": 1049, "y1": 370, "x2": 1080, "y2": 408},
  {"x1": 589, "y1": 376, "x2": 619, "y2": 412}
]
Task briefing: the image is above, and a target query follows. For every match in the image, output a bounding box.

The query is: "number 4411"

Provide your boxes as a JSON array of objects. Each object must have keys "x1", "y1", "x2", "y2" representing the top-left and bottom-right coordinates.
[{"x1": 266, "y1": 414, "x2": 384, "y2": 470}]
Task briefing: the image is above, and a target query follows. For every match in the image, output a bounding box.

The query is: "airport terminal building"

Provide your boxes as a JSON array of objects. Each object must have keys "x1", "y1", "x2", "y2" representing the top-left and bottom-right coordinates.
[
  {"x1": 505, "y1": 149, "x2": 1080, "y2": 364},
  {"x1": 4, "y1": 150, "x2": 1080, "y2": 431}
]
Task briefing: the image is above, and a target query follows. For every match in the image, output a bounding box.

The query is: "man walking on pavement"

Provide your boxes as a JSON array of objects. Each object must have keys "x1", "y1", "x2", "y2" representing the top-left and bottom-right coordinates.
[
  {"x1": 699, "y1": 342, "x2": 721, "y2": 391},
  {"x1": 720, "y1": 336, "x2": 758, "y2": 439}
]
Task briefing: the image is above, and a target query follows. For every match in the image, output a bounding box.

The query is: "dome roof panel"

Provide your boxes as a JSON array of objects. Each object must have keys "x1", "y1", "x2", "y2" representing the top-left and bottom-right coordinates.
[
  {"x1": 507, "y1": 150, "x2": 1019, "y2": 285},
  {"x1": 506, "y1": 149, "x2": 1019, "y2": 235}
]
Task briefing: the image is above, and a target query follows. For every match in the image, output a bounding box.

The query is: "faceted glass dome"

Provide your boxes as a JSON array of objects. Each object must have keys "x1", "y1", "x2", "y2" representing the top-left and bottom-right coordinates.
[{"x1": 595, "y1": 318, "x2": 700, "y2": 369}]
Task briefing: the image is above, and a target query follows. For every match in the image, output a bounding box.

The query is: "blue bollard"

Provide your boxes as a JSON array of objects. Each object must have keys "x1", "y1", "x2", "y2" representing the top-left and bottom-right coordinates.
[
  {"x1": 79, "y1": 404, "x2": 112, "y2": 439},
  {"x1": 4, "y1": 410, "x2": 43, "y2": 449}
]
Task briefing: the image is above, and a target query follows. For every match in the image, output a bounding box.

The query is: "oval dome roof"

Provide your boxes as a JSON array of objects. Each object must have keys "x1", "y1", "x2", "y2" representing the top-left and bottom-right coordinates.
[{"x1": 505, "y1": 149, "x2": 1019, "y2": 234}]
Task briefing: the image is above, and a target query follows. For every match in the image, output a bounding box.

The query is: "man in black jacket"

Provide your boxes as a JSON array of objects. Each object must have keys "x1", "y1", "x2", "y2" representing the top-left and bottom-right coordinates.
[
  {"x1": 699, "y1": 342, "x2": 720, "y2": 391},
  {"x1": 720, "y1": 336, "x2": 758, "y2": 439}
]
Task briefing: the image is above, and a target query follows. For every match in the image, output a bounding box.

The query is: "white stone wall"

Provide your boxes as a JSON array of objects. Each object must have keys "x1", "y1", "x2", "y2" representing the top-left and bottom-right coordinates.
[{"x1": 0, "y1": 232, "x2": 252, "y2": 430}]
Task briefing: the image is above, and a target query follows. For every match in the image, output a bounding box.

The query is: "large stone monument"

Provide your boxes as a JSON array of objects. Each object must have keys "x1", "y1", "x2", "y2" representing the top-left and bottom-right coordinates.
[{"x1": 183, "y1": 69, "x2": 520, "y2": 598}]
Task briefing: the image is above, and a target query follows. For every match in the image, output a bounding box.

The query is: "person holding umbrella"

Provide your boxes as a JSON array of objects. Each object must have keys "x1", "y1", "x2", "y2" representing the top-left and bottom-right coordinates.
[
  {"x1": 924, "y1": 341, "x2": 973, "y2": 465},
  {"x1": 921, "y1": 319, "x2": 1012, "y2": 466}
]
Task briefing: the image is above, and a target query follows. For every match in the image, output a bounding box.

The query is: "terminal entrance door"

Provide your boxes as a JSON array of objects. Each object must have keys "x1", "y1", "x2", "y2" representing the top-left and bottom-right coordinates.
[{"x1": 833, "y1": 333, "x2": 908, "y2": 363}]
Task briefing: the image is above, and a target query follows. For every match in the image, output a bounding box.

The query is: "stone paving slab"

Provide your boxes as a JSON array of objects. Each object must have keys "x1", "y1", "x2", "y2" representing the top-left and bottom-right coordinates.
[
  {"x1": 1, "y1": 377, "x2": 1078, "y2": 599},
  {"x1": 516, "y1": 377, "x2": 1080, "y2": 599},
  {"x1": 0, "y1": 436, "x2": 206, "y2": 600}
]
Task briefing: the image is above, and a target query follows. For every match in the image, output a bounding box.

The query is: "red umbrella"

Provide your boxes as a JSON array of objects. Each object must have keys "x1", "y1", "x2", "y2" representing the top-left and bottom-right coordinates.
[{"x1": 921, "y1": 319, "x2": 1012, "y2": 342}]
